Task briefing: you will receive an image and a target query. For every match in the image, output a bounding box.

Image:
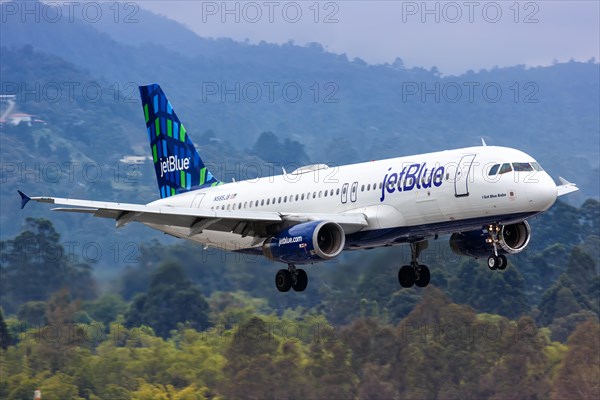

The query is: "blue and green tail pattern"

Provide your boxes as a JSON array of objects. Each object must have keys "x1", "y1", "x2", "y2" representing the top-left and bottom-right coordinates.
[{"x1": 139, "y1": 84, "x2": 221, "y2": 199}]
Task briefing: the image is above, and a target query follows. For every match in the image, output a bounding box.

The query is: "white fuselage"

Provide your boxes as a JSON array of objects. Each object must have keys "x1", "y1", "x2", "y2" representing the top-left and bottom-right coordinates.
[{"x1": 146, "y1": 146, "x2": 558, "y2": 251}]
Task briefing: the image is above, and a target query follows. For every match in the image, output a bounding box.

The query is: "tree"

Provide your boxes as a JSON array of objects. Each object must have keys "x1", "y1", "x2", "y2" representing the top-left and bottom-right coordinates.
[
  {"x1": 251, "y1": 131, "x2": 309, "y2": 166},
  {"x1": 0, "y1": 218, "x2": 97, "y2": 313},
  {"x1": 124, "y1": 262, "x2": 210, "y2": 339},
  {"x1": 447, "y1": 258, "x2": 529, "y2": 319},
  {"x1": 85, "y1": 294, "x2": 127, "y2": 328},
  {"x1": 16, "y1": 301, "x2": 47, "y2": 326},
  {"x1": 551, "y1": 319, "x2": 600, "y2": 399},
  {"x1": 0, "y1": 307, "x2": 11, "y2": 349},
  {"x1": 537, "y1": 246, "x2": 598, "y2": 327}
]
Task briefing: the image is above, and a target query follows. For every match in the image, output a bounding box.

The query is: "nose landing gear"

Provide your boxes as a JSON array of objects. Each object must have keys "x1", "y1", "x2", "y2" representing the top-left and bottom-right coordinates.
[{"x1": 486, "y1": 224, "x2": 507, "y2": 271}]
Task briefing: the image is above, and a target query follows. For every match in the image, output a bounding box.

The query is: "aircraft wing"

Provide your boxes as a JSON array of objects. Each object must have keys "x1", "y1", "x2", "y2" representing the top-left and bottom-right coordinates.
[{"x1": 18, "y1": 191, "x2": 367, "y2": 236}]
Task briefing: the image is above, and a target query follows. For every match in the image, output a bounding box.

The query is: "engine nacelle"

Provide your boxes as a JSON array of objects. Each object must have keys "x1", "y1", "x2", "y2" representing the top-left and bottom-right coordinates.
[
  {"x1": 263, "y1": 221, "x2": 345, "y2": 264},
  {"x1": 449, "y1": 221, "x2": 531, "y2": 258}
]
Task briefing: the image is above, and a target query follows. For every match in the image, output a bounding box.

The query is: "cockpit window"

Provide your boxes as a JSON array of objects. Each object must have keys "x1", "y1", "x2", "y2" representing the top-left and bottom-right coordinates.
[
  {"x1": 531, "y1": 162, "x2": 543, "y2": 171},
  {"x1": 488, "y1": 164, "x2": 500, "y2": 176},
  {"x1": 513, "y1": 162, "x2": 534, "y2": 172},
  {"x1": 499, "y1": 163, "x2": 513, "y2": 174}
]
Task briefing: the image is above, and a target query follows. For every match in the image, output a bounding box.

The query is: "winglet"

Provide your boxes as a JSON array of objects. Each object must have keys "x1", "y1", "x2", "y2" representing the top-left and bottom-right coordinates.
[
  {"x1": 481, "y1": 138, "x2": 487, "y2": 146},
  {"x1": 18, "y1": 190, "x2": 31, "y2": 209}
]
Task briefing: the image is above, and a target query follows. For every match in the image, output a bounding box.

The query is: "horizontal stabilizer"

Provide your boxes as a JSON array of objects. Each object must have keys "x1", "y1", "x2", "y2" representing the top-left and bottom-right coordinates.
[
  {"x1": 556, "y1": 176, "x2": 579, "y2": 197},
  {"x1": 18, "y1": 190, "x2": 30, "y2": 209}
]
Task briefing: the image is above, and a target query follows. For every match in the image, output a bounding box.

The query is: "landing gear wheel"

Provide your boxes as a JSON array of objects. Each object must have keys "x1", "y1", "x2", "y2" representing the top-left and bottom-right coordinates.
[
  {"x1": 275, "y1": 269, "x2": 293, "y2": 292},
  {"x1": 398, "y1": 265, "x2": 415, "y2": 288},
  {"x1": 292, "y1": 269, "x2": 308, "y2": 292},
  {"x1": 487, "y1": 255, "x2": 499, "y2": 270},
  {"x1": 415, "y1": 265, "x2": 430, "y2": 287},
  {"x1": 497, "y1": 255, "x2": 507, "y2": 270}
]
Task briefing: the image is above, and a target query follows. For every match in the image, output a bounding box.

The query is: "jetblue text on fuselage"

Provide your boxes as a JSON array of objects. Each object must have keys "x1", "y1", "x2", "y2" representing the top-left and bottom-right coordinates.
[
  {"x1": 380, "y1": 162, "x2": 445, "y2": 202},
  {"x1": 159, "y1": 155, "x2": 190, "y2": 177}
]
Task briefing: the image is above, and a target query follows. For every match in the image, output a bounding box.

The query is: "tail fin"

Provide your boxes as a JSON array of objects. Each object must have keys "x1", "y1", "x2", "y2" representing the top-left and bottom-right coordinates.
[{"x1": 139, "y1": 84, "x2": 221, "y2": 199}]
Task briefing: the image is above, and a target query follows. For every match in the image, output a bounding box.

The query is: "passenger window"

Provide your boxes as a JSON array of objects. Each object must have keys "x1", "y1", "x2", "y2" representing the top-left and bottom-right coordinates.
[
  {"x1": 284, "y1": 196, "x2": 287, "y2": 203},
  {"x1": 278, "y1": 197, "x2": 281, "y2": 203},
  {"x1": 301, "y1": 194, "x2": 305, "y2": 200},
  {"x1": 296, "y1": 194, "x2": 299, "y2": 201},
  {"x1": 313, "y1": 192, "x2": 316, "y2": 199},
  {"x1": 227, "y1": 204, "x2": 231, "y2": 210},
  {"x1": 367, "y1": 184, "x2": 371, "y2": 191},
  {"x1": 266, "y1": 199, "x2": 270, "y2": 205},
  {"x1": 318, "y1": 191, "x2": 322, "y2": 198},
  {"x1": 513, "y1": 162, "x2": 533, "y2": 172},
  {"x1": 336, "y1": 188, "x2": 340, "y2": 195},
  {"x1": 261, "y1": 199, "x2": 265, "y2": 206},
  {"x1": 330, "y1": 189, "x2": 334, "y2": 196},
  {"x1": 488, "y1": 164, "x2": 500, "y2": 176},
  {"x1": 255, "y1": 200, "x2": 259, "y2": 207},
  {"x1": 361, "y1": 185, "x2": 365, "y2": 192},
  {"x1": 499, "y1": 163, "x2": 513, "y2": 174},
  {"x1": 324, "y1": 190, "x2": 328, "y2": 197}
]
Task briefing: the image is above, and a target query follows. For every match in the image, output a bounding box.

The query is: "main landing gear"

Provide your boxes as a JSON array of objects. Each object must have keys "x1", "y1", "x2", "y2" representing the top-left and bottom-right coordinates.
[
  {"x1": 275, "y1": 264, "x2": 308, "y2": 292},
  {"x1": 398, "y1": 241, "x2": 431, "y2": 288},
  {"x1": 485, "y1": 224, "x2": 507, "y2": 271}
]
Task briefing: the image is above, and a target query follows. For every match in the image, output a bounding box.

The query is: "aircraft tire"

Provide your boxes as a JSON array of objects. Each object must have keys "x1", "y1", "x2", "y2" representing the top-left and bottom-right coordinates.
[
  {"x1": 398, "y1": 265, "x2": 415, "y2": 288},
  {"x1": 487, "y1": 256, "x2": 499, "y2": 270},
  {"x1": 292, "y1": 269, "x2": 308, "y2": 292},
  {"x1": 275, "y1": 269, "x2": 293, "y2": 292},
  {"x1": 497, "y1": 255, "x2": 507, "y2": 270},
  {"x1": 415, "y1": 265, "x2": 430, "y2": 287}
]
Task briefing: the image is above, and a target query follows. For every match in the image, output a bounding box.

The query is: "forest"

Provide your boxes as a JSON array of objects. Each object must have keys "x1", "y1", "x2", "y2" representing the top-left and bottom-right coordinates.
[{"x1": 1, "y1": 196, "x2": 598, "y2": 399}]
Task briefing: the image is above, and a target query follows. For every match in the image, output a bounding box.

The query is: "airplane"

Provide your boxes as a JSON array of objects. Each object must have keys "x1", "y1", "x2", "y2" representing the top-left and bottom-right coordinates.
[{"x1": 19, "y1": 83, "x2": 579, "y2": 292}]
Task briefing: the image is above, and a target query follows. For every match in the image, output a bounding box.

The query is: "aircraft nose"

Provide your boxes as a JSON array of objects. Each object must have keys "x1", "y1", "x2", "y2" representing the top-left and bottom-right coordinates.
[{"x1": 532, "y1": 173, "x2": 558, "y2": 211}]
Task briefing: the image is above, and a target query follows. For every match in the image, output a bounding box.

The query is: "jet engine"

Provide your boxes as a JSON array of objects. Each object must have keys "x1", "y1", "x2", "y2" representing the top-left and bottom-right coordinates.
[
  {"x1": 449, "y1": 221, "x2": 531, "y2": 258},
  {"x1": 263, "y1": 221, "x2": 345, "y2": 264}
]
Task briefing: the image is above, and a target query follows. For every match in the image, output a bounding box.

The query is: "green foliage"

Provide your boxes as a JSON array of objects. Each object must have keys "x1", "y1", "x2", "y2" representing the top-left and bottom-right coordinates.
[
  {"x1": 446, "y1": 258, "x2": 529, "y2": 319},
  {"x1": 537, "y1": 245, "x2": 599, "y2": 330},
  {"x1": 551, "y1": 319, "x2": 600, "y2": 400},
  {"x1": 0, "y1": 218, "x2": 97, "y2": 314},
  {"x1": 84, "y1": 294, "x2": 127, "y2": 328},
  {"x1": 16, "y1": 301, "x2": 47, "y2": 326},
  {"x1": 124, "y1": 262, "x2": 210, "y2": 338},
  {"x1": 0, "y1": 308, "x2": 11, "y2": 350},
  {"x1": 251, "y1": 131, "x2": 310, "y2": 167}
]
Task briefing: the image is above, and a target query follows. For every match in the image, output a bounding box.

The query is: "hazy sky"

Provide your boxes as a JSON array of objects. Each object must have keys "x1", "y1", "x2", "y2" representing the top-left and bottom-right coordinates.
[{"x1": 138, "y1": 1, "x2": 599, "y2": 75}]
